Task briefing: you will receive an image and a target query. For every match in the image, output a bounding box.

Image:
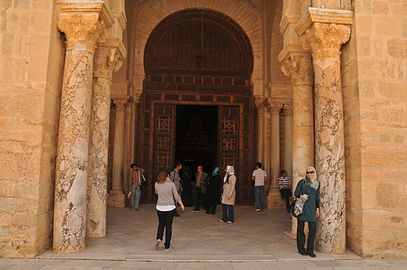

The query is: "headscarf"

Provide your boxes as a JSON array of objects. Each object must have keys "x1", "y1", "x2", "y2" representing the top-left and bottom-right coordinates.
[
  {"x1": 223, "y1": 165, "x2": 235, "y2": 183},
  {"x1": 306, "y1": 166, "x2": 319, "y2": 190},
  {"x1": 212, "y1": 167, "x2": 220, "y2": 176}
]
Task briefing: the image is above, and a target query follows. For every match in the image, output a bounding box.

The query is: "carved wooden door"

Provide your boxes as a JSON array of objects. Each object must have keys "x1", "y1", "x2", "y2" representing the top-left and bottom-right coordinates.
[
  {"x1": 153, "y1": 104, "x2": 176, "y2": 178},
  {"x1": 218, "y1": 106, "x2": 241, "y2": 200}
]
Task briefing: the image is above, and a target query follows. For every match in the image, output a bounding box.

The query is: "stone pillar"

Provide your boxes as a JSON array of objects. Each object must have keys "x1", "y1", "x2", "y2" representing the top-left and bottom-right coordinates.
[
  {"x1": 107, "y1": 99, "x2": 127, "y2": 207},
  {"x1": 87, "y1": 45, "x2": 123, "y2": 237},
  {"x1": 303, "y1": 23, "x2": 350, "y2": 253},
  {"x1": 255, "y1": 96, "x2": 265, "y2": 162},
  {"x1": 267, "y1": 104, "x2": 284, "y2": 208},
  {"x1": 281, "y1": 53, "x2": 314, "y2": 237},
  {"x1": 53, "y1": 3, "x2": 111, "y2": 253},
  {"x1": 283, "y1": 107, "x2": 293, "y2": 180}
]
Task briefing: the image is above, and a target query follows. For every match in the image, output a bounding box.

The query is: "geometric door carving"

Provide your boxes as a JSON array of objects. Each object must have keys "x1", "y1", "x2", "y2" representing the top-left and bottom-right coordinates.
[{"x1": 153, "y1": 104, "x2": 176, "y2": 177}]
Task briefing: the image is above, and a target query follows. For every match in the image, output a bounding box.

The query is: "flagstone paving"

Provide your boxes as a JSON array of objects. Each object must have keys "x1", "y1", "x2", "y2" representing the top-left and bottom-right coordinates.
[{"x1": 1, "y1": 205, "x2": 405, "y2": 269}]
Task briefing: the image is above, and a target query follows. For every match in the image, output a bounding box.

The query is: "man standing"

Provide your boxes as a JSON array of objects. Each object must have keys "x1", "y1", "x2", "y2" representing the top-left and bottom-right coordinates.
[
  {"x1": 278, "y1": 169, "x2": 291, "y2": 212},
  {"x1": 129, "y1": 163, "x2": 145, "y2": 211},
  {"x1": 170, "y1": 162, "x2": 183, "y2": 217},
  {"x1": 193, "y1": 165, "x2": 208, "y2": 212},
  {"x1": 251, "y1": 162, "x2": 268, "y2": 212}
]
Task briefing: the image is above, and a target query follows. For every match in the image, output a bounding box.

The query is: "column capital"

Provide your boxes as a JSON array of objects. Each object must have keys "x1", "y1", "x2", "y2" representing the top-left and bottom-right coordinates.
[
  {"x1": 264, "y1": 98, "x2": 282, "y2": 114},
  {"x1": 94, "y1": 44, "x2": 124, "y2": 79},
  {"x1": 112, "y1": 98, "x2": 129, "y2": 111},
  {"x1": 302, "y1": 23, "x2": 351, "y2": 59},
  {"x1": 57, "y1": 2, "x2": 113, "y2": 51},
  {"x1": 281, "y1": 52, "x2": 313, "y2": 86}
]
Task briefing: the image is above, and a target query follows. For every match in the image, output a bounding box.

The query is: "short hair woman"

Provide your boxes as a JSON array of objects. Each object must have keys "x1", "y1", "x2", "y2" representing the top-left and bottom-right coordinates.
[
  {"x1": 294, "y1": 166, "x2": 320, "y2": 257},
  {"x1": 154, "y1": 171, "x2": 185, "y2": 250}
]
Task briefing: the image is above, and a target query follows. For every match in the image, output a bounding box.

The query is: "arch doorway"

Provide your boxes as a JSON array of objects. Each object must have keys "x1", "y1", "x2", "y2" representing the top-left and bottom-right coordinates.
[{"x1": 135, "y1": 9, "x2": 257, "y2": 204}]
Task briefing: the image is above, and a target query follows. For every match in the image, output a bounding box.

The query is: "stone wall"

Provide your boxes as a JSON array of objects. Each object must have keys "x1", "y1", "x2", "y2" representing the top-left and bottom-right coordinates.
[
  {"x1": 351, "y1": 0, "x2": 407, "y2": 257},
  {"x1": 0, "y1": 0, "x2": 64, "y2": 257}
]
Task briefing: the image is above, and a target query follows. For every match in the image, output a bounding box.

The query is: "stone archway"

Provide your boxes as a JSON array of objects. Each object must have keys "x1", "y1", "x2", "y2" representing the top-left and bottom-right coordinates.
[{"x1": 136, "y1": 8, "x2": 258, "y2": 204}]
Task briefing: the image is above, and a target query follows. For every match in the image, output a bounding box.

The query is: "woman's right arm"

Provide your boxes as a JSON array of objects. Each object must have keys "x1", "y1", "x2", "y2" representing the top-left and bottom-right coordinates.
[{"x1": 172, "y1": 183, "x2": 185, "y2": 210}]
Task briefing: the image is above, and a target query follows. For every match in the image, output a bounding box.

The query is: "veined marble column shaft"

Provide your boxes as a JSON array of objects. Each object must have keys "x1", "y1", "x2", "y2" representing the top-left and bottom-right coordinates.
[
  {"x1": 267, "y1": 105, "x2": 283, "y2": 208},
  {"x1": 107, "y1": 99, "x2": 127, "y2": 207},
  {"x1": 87, "y1": 46, "x2": 122, "y2": 237},
  {"x1": 281, "y1": 53, "x2": 314, "y2": 237},
  {"x1": 53, "y1": 5, "x2": 110, "y2": 253},
  {"x1": 305, "y1": 23, "x2": 350, "y2": 253},
  {"x1": 283, "y1": 109, "x2": 293, "y2": 180}
]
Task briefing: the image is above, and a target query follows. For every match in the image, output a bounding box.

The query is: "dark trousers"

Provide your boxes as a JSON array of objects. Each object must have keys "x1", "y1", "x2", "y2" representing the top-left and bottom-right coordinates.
[
  {"x1": 156, "y1": 210, "x2": 175, "y2": 248},
  {"x1": 221, "y1": 204, "x2": 234, "y2": 222},
  {"x1": 194, "y1": 187, "x2": 203, "y2": 210},
  {"x1": 280, "y1": 188, "x2": 291, "y2": 212},
  {"x1": 297, "y1": 220, "x2": 316, "y2": 253},
  {"x1": 207, "y1": 198, "x2": 217, "y2": 214}
]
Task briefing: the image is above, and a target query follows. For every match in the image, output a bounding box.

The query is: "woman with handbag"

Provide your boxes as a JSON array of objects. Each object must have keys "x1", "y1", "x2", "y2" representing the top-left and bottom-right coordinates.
[
  {"x1": 154, "y1": 170, "x2": 185, "y2": 250},
  {"x1": 294, "y1": 166, "x2": 320, "y2": 257}
]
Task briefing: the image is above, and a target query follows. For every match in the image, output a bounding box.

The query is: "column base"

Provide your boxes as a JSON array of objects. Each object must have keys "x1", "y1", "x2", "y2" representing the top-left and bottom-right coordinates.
[
  {"x1": 267, "y1": 190, "x2": 284, "y2": 208},
  {"x1": 107, "y1": 190, "x2": 125, "y2": 207}
]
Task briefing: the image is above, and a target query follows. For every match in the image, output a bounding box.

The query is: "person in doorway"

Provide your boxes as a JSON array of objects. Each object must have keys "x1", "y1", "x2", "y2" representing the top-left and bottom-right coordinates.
[
  {"x1": 251, "y1": 162, "x2": 268, "y2": 212},
  {"x1": 219, "y1": 165, "x2": 236, "y2": 224},
  {"x1": 278, "y1": 169, "x2": 291, "y2": 212},
  {"x1": 294, "y1": 166, "x2": 320, "y2": 257},
  {"x1": 192, "y1": 165, "x2": 208, "y2": 212},
  {"x1": 180, "y1": 165, "x2": 193, "y2": 207},
  {"x1": 128, "y1": 163, "x2": 145, "y2": 211},
  {"x1": 169, "y1": 162, "x2": 183, "y2": 217},
  {"x1": 205, "y1": 166, "x2": 222, "y2": 214},
  {"x1": 154, "y1": 170, "x2": 185, "y2": 250}
]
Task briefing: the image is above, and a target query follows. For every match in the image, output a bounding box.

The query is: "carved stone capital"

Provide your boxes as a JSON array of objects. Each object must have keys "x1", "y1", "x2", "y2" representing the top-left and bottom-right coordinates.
[
  {"x1": 57, "y1": 2, "x2": 113, "y2": 51},
  {"x1": 281, "y1": 53, "x2": 313, "y2": 86},
  {"x1": 254, "y1": 95, "x2": 265, "y2": 110},
  {"x1": 112, "y1": 98, "x2": 128, "y2": 111},
  {"x1": 94, "y1": 46, "x2": 123, "y2": 79},
  {"x1": 302, "y1": 23, "x2": 351, "y2": 59},
  {"x1": 264, "y1": 98, "x2": 282, "y2": 114}
]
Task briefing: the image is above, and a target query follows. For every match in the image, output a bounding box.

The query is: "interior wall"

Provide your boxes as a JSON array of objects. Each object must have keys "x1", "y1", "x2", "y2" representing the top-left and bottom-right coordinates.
[{"x1": 0, "y1": 0, "x2": 64, "y2": 257}]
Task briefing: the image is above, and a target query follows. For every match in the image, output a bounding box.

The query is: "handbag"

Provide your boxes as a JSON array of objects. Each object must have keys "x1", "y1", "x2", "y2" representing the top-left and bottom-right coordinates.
[
  {"x1": 140, "y1": 173, "x2": 149, "y2": 189},
  {"x1": 290, "y1": 179, "x2": 306, "y2": 217}
]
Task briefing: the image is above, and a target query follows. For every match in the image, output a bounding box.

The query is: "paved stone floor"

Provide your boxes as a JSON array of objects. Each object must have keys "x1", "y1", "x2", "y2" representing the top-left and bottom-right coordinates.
[{"x1": 1, "y1": 205, "x2": 406, "y2": 269}]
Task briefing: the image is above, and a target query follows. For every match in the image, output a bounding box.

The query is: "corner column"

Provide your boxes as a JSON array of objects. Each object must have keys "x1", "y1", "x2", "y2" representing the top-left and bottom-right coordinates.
[
  {"x1": 87, "y1": 44, "x2": 123, "y2": 237},
  {"x1": 53, "y1": 3, "x2": 111, "y2": 253},
  {"x1": 281, "y1": 53, "x2": 314, "y2": 237},
  {"x1": 107, "y1": 99, "x2": 128, "y2": 207}
]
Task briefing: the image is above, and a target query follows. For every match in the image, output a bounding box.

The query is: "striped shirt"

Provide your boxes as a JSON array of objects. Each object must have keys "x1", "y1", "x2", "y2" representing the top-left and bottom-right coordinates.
[{"x1": 278, "y1": 176, "x2": 291, "y2": 189}]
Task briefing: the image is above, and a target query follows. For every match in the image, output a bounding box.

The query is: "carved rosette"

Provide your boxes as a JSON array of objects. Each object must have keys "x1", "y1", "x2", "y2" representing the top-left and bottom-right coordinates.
[
  {"x1": 281, "y1": 53, "x2": 313, "y2": 86},
  {"x1": 87, "y1": 47, "x2": 122, "y2": 237},
  {"x1": 304, "y1": 22, "x2": 350, "y2": 253},
  {"x1": 53, "y1": 7, "x2": 111, "y2": 252}
]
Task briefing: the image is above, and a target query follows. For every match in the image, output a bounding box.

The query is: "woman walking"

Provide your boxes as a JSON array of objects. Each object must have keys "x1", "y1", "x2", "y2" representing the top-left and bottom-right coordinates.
[
  {"x1": 294, "y1": 166, "x2": 320, "y2": 257},
  {"x1": 154, "y1": 171, "x2": 185, "y2": 250},
  {"x1": 206, "y1": 167, "x2": 222, "y2": 214},
  {"x1": 219, "y1": 165, "x2": 236, "y2": 224}
]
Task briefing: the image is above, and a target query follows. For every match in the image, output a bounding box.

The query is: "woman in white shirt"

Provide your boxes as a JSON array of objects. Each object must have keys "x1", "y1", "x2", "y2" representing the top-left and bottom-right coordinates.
[{"x1": 154, "y1": 171, "x2": 185, "y2": 250}]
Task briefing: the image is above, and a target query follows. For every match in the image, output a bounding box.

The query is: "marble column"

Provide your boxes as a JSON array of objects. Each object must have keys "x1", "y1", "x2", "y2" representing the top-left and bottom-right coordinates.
[
  {"x1": 304, "y1": 23, "x2": 350, "y2": 253},
  {"x1": 267, "y1": 104, "x2": 284, "y2": 208},
  {"x1": 53, "y1": 4, "x2": 111, "y2": 253},
  {"x1": 87, "y1": 46, "x2": 122, "y2": 237},
  {"x1": 107, "y1": 99, "x2": 127, "y2": 207},
  {"x1": 281, "y1": 53, "x2": 314, "y2": 237},
  {"x1": 255, "y1": 96, "x2": 265, "y2": 162}
]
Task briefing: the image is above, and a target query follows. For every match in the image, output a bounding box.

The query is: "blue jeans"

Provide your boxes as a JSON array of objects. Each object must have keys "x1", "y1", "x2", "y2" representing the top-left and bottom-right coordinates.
[
  {"x1": 130, "y1": 184, "x2": 141, "y2": 209},
  {"x1": 221, "y1": 204, "x2": 234, "y2": 222},
  {"x1": 254, "y1": 186, "x2": 264, "y2": 210}
]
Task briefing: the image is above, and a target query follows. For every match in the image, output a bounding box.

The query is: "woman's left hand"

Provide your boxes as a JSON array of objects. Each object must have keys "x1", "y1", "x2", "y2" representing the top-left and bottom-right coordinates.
[{"x1": 316, "y1": 208, "x2": 320, "y2": 218}]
